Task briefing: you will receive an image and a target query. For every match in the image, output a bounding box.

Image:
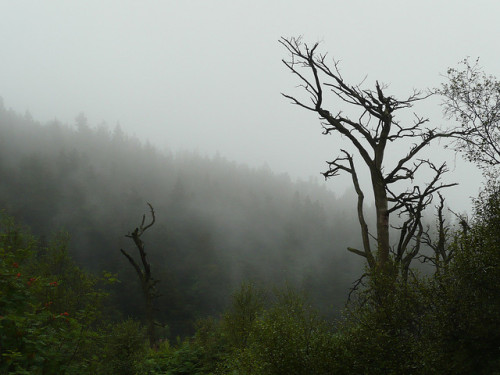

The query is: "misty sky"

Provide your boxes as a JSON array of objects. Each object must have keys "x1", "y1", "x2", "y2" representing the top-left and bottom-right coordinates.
[{"x1": 1, "y1": 1, "x2": 499, "y2": 212}]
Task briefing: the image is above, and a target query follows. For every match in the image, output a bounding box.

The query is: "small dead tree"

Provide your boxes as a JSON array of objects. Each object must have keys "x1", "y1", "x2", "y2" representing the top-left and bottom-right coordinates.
[
  {"x1": 419, "y1": 192, "x2": 454, "y2": 274},
  {"x1": 280, "y1": 37, "x2": 461, "y2": 277},
  {"x1": 120, "y1": 203, "x2": 160, "y2": 346}
]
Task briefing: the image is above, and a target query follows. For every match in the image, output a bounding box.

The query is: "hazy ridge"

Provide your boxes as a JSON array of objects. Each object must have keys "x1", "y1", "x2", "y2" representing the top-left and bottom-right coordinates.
[{"x1": 0, "y1": 101, "x2": 364, "y2": 335}]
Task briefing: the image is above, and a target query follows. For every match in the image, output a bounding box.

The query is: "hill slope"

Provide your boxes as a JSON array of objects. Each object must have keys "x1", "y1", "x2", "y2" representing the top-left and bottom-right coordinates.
[{"x1": 0, "y1": 102, "x2": 363, "y2": 335}]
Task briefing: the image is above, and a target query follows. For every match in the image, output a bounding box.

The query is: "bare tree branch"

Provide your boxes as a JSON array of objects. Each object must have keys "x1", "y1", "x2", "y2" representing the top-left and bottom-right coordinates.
[
  {"x1": 281, "y1": 36, "x2": 458, "y2": 276},
  {"x1": 121, "y1": 203, "x2": 160, "y2": 346}
]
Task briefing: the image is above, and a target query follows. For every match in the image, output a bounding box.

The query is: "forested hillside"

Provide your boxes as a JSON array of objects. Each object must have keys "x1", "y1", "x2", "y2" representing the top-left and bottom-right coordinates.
[
  {"x1": 2, "y1": 93, "x2": 499, "y2": 373},
  {"x1": 0, "y1": 101, "x2": 363, "y2": 336}
]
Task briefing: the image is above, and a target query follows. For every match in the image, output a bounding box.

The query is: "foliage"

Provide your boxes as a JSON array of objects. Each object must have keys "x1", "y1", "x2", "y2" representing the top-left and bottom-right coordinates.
[
  {"x1": 417, "y1": 183, "x2": 500, "y2": 374},
  {"x1": 0, "y1": 213, "x2": 114, "y2": 374},
  {"x1": 96, "y1": 319, "x2": 149, "y2": 375},
  {"x1": 332, "y1": 184, "x2": 500, "y2": 374},
  {"x1": 131, "y1": 285, "x2": 339, "y2": 375},
  {"x1": 334, "y1": 271, "x2": 427, "y2": 374},
  {"x1": 439, "y1": 58, "x2": 500, "y2": 172},
  {"x1": 153, "y1": 340, "x2": 211, "y2": 375},
  {"x1": 0, "y1": 216, "x2": 76, "y2": 373},
  {"x1": 221, "y1": 282, "x2": 266, "y2": 350},
  {"x1": 2, "y1": 198, "x2": 499, "y2": 374},
  {"x1": 26, "y1": 232, "x2": 112, "y2": 329},
  {"x1": 222, "y1": 287, "x2": 337, "y2": 375}
]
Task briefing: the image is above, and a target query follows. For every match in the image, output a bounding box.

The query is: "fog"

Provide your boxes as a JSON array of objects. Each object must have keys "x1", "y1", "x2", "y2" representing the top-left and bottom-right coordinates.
[
  {"x1": 0, "y1": 104, "x2": 466, "y2": 336},
  {"x1": 1, "y1": 1, "x2": 498, "y2": 212},
  {"x1": 0, "y1": 106, "x2": 368, "y2": 335}
]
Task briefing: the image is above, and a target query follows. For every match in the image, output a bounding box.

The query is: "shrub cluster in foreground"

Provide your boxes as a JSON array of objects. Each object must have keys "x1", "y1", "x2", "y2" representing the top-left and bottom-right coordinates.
[{"x1": 1, "y1": 185, "x2": 499, "y2": 374}]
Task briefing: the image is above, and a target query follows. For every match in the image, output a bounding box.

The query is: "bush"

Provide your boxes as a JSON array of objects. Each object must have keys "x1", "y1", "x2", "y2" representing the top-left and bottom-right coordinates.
[
  {"x1": 221, "y1": 282, "x2": 266, "y2": 350},
  {"x1": 0, "y1": 213, "x2": 111, "y2": 374},
  {"x1": 96, "y1": 319, "x2": 149, "y2": 375},
  {"x1": 417, "y1": 185, "x2": 500, "y2": 374},
  {"x1": 0, "y1": 215, "x2": 86, "y2": 373},
  {"x1": 330, "y1": 185, "x2": 500, "y2": 374},
  {"x1": 228, "y1": 287, "x2": 337, "y2": 375}
]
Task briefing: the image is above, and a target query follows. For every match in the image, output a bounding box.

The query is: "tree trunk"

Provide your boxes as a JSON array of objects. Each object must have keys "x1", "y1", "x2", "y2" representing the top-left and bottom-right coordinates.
[
  {"x1": 372, "y1": 171, "x2": 390, "y2": 269},
  {"x1": 144, "y1": 288, "x2": 155, "y2": 347}
]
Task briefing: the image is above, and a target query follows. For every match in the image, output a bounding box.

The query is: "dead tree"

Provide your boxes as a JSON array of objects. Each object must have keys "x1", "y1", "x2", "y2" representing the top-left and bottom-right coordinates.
[
  {"x1": 120, "y1": 203, "x2": 160, "y2": 346},
  {"x1": 280, "y1": 37, "x2": 461, "y2": 277},
  {"x1": 419, "y1": 193, "x2": 454, "y2": 275}
]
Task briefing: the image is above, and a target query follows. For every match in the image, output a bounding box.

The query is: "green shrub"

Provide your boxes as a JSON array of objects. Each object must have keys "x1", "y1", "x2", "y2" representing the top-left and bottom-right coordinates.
[
  {"x1": 221, "y1": 282, "x2": 266, "y2": 350},
  {"x1": 230, "y1": 287, "x2": 337, "y2": 375},
  {"x1": 97, "y1": 319, "x2": 149, "y2": 375},
  {"x1": 0, "y1": 215, "x2": 90, "y2": 373},
  {"x1": 417, "y1": 186, "x2": 500, "y2": 374},
  {"x1": 0, "y1": 213, "x2": 111, "y2": 374}
]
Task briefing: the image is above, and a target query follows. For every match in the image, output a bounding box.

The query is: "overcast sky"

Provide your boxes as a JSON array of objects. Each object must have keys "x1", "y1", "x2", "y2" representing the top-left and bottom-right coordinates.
[{"x1": 1, "y1": 1, "x2": 499, "y2": 212}]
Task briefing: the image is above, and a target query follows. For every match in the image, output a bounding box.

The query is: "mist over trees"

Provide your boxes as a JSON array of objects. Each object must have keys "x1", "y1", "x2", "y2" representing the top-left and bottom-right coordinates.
[
  {"x1": 0, "y1": 100, "x2": 364, "y2": 336},
  {"x1": 1, "y1": 45, "x2": 500, "y2": 373}
]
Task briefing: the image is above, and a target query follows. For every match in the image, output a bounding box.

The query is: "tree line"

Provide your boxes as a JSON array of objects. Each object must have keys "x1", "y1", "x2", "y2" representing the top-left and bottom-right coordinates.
[{"x1": 0, "y1": 94, "x2": 365, "y2": 338}]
